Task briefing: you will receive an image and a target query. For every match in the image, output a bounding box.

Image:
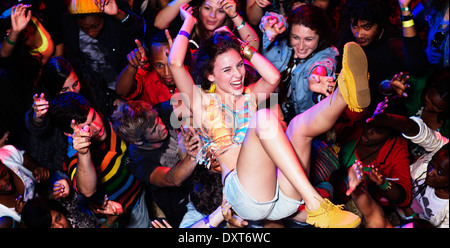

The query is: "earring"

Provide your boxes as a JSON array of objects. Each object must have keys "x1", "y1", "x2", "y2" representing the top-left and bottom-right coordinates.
[{"x1": 205, "y1": 82, "x2": 215, "y2": 93}]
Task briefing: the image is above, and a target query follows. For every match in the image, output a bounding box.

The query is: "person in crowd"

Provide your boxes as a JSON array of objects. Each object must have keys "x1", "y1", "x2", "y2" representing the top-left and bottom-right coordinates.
[
  {"x1": 49, "y1": 92, "x2": 150, "y2": 228},
  {"x1": 260, "y1": 4, "x2": 338, "y2": 123},
  {"x1": 180, "y1": 166, "x2": 254, "y2": 228},
  {"x1": 24, "y1": 56, "x2": 82, "y2": 179},
  {"x1": 168, "y1": 5, "x2": 373, "y2": 228},
  {"x1": 333, "y1": 99, "x2": 412, "y2": 221},
  {"x1": 0, "y1": 3, "x2": 56, "y2": 149},
  {"x1": 335, "y1": 0, "x2": 407, "y2": 106},
  {"x1": 0, "y1": 128, "x2": 50, "y2": 228},
  {"x1": 62, "y1": 0, "x2": 144, "y2": 117},
  {"x1": 111, "y1": 100, "x2": 199, "y2": 226},
  {"x1": 20, "y1": 195, "x2": 122, "y2": 228},
  {"x1": 359, "y1": 97, "x2": 448, "y2": 228},
  {"x1": 154, "y1": 0, "x2": 259, "y2": 52},
  {"x1": 116, "y1": 30, "x2": 183, "y2": 106},
  {"x1": 408, "y1": 0, "x2": 448, "y2": 69}
]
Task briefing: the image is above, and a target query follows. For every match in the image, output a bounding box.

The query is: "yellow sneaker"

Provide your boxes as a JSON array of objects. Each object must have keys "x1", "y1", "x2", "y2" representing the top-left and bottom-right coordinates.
[
  {"x1": 306, "y1": 198, "x2": 361, "y2": 228},
  {"x1": 337, "y1": 42, "x2": 370, "y2": 112}
]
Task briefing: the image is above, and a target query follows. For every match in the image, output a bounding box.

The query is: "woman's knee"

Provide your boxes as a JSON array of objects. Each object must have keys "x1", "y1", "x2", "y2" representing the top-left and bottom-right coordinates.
[{"x1": 251, "y1": 109, "x2": 282, "y2": 139}]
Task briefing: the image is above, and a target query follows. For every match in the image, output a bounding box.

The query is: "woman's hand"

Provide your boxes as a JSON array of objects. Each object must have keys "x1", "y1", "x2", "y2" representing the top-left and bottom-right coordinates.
[
  {"x1": 260, "y1": 15, "x2": 285, "y2": 41},
  {"x1": 219, "y1": 0, "x2": 238, "y2": 18},
  {"x1": 10, "y1": 4, "x2": 31, "y2": 34}
]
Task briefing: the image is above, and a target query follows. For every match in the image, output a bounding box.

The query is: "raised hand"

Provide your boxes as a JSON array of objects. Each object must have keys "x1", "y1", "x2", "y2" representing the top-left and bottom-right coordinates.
[
  {"x1": 255, "y1": 0, "x2": 272, "y2": 8},
  {"x1": 219, "y1": 0, "x2": 238, "y2": 18},
  {"x1": 127, "y1": 39, "x2": 148, "y2": 69},
  {"x1": 10, "y1": 4, "x2": 32, "y2": 34},
  {"x1": 260, "y1": 15, "x2": 286, "y2": 41},
  {"x1": 32, "y1": 93, "x2": 49, "y2": 122},
  {"x1": 69, "y1": 119, "x2": 91, "y2": 155},
  {"x1": 389, "y1": 72, "x2": 410, "y2": 97},
  {"x1": 97, "y1": 195, "x2": 123, "y2": 216},
  {"x1": 94, "y1": 0, "x2": 119, "y2": 15},
  {"x1": 366, "y1": 97, "x2": 389, "y2": 123},
  {"x1": 179, "y1": 3, "x2": 196, "y2": 23}
]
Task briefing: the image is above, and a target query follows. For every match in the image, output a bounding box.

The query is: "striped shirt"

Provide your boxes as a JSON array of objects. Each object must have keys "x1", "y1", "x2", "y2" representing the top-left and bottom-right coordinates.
[{"x1": 67, "y1": 121, "x2": 142, "y2": 214}]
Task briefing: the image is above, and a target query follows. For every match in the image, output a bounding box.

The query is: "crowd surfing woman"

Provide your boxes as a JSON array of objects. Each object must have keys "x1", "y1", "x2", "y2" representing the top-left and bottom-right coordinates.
[{"x1": 168, "y1": 4, "x2": 372, "y2": 228}]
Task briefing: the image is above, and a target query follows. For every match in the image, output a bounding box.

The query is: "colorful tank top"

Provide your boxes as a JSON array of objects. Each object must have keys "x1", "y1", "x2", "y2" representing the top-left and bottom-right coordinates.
[{"x1": 196, "y1": 91, "x2": 257, "y2": 168}]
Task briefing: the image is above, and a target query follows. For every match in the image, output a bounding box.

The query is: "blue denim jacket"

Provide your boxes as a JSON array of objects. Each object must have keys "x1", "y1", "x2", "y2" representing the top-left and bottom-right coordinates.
[{"x1": 260, "y1": 13, "x2": 339, "y2": 114}]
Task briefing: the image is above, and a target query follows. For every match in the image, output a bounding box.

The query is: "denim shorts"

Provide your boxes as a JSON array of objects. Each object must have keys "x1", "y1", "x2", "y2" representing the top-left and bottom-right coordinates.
[{"x1": 223, "y1": 170, "x2": 304, "y2": 221}]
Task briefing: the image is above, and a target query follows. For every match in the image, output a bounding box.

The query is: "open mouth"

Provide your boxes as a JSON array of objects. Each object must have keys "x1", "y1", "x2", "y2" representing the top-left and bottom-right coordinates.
[{"x1": 230, "y1": 81, "x2": 243, "y2": 90}]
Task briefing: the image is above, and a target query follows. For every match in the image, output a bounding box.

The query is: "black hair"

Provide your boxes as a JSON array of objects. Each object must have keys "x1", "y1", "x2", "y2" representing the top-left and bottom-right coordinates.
[
  {"x1": 189, "y1": 167, "x2": 222, "y2": 215},
  {"x1": 49, "y1": 92, "x2": 92, "y2": 134},
  {"x1": 36, "y1": 56, "x2": 74, "y2": 101},
  {"x1": 21, "y1": 197, "x2": 69, "y2": 228}
]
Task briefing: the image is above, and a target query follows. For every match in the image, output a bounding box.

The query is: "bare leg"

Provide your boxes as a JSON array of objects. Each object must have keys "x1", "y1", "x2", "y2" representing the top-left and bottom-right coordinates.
[
  {"x1": 236, "y1": 109, "x2": 323, "y2": 211},
  {"x1": 286, "y1": 87, "x2": 347, "y2": 177}
]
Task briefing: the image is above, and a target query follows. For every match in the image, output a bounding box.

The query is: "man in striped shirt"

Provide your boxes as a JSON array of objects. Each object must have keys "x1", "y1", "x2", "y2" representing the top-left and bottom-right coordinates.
[{"x1": 50, "y1": 92, "x2": 150, "y2": 228}]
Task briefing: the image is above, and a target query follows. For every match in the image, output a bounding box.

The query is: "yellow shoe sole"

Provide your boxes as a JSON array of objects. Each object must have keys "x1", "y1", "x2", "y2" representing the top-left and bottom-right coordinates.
[{"x1": 338, "y1": 42, "x2": 370, "y2": 112}]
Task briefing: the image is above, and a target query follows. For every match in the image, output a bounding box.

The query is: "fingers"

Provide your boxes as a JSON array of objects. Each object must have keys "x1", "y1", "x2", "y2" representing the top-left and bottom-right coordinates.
[
  {"x1": 151, "y1": 219, "x2": 172, "y2": 228},
  {"x1": 134, "y1": 39, "x2": 146, "y2": 60},
  {"x1": 164, "y1": 29, "x2": 173, "y2": 48}
]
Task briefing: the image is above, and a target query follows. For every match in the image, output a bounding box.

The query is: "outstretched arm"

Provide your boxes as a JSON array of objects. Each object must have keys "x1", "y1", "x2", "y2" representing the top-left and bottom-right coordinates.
[
  {"x1": 154, "y1": 0, "x2": 191, "y2": 30},
  {"x1": 366, "y1": 98, "x2": 419, "y2": 137},
  {"x1": 168, "y1": 4, "x2": 203, "y2": 124}
]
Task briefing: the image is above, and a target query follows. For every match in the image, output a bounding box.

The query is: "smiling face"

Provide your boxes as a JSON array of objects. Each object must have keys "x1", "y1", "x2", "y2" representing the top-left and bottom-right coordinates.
[
  {"x1": 290, "y1": 24, "x2": 320, "y2": 60},
  {"x1": 199, "y1": 0, "x2": 227, "y2": 34},
  {"x1": 207, "y1": 49, "x2": 246, "y2": 96}
]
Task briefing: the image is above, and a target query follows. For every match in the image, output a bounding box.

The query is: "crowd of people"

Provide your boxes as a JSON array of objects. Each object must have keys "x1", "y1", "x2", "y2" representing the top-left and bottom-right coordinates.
[{"x1": 0, "y1": 0, "x2": 448, "y2": 229}]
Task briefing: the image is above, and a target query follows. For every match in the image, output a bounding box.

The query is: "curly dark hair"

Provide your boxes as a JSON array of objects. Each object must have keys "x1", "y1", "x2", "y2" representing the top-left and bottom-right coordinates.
[
  {"x1": 189, "y1": 167, "x2": 223, "y2": 215},
  {"x1": 49, "y1": 92, "x2": 92, "y2": 134}
]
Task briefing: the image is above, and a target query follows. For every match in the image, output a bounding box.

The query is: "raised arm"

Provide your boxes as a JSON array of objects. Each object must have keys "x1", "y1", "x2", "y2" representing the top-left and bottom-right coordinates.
[
  {"x1": 246, "y1": 0, "x2": 269, "y2": 26},
  {"x1": 168, "y1": 4, "x2": 203, "y2": 123},
  {"x1": 116, "y1": 39, "x2": 147, "y2": 97},
  {"x1": 367, "y1": 98, "x2": 419, "y2": 136},
  {"x1": 244, "y1": 43, "x2": 280, "y2": 105},
  {"x1": 220, "y1": 0, "x2": 260, "y2": 50},
  {"x1": 0, "y1": 4, "x2": 31, "y2": 58}
]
